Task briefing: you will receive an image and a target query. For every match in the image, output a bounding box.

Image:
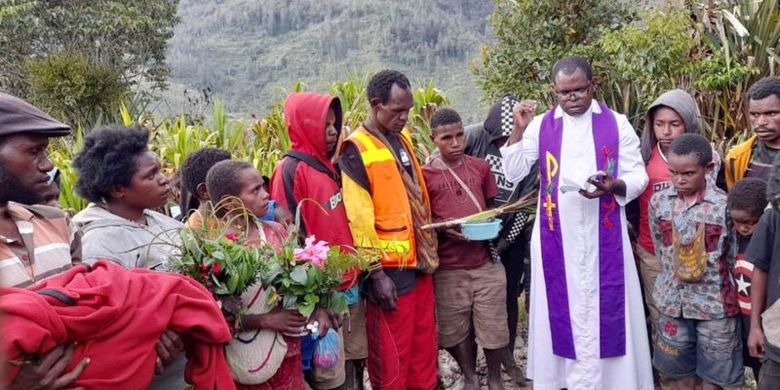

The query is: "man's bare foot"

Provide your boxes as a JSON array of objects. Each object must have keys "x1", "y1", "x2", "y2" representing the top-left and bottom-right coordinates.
[
  {"x1": 502, "y1": 351, "x2": 527, "y2": 386},
  {"x1": 463, "y1": 375, "x2": 480, "y2": 390},
  {"x1": 488, "y1": 377, "x2": 506, "y2": 390}
]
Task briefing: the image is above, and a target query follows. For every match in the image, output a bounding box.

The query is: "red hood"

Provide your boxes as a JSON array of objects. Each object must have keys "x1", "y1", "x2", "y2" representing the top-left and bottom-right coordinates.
[{"x1": 284, "y1": 92, "x2": 342, "y2": 169}]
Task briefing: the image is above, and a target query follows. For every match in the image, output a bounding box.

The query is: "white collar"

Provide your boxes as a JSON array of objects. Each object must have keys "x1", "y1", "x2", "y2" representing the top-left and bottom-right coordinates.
[{"x1": 554, "y1": 100, "x2": 600, "y2": 119}]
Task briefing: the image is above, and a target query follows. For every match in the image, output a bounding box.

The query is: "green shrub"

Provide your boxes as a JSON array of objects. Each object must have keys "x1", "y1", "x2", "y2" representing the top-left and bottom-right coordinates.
[{"x1": 25, "y1": 52, "x2": 127, "y2": 128}]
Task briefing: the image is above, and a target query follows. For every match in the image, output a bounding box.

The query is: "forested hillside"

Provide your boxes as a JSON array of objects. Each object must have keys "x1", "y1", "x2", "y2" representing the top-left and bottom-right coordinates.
[{"x1": 164, "y1": 0, "x2": 493, "y2": 121}]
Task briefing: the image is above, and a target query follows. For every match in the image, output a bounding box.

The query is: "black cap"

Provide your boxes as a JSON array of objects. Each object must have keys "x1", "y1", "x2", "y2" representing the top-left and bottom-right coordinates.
[{"x1": 0, "y1": 92, "x2": 71, "y2": 137}]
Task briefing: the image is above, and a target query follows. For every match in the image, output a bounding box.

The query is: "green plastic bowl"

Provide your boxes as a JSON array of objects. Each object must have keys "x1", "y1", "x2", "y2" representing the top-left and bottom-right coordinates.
[{"x1": 460, "y1": 219, "x2": 502, "y2": 241}]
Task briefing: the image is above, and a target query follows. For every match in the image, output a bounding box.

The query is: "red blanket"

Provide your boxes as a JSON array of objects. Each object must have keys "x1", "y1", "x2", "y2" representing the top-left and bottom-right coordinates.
[{"x1": 2, "y1": 260, "x2": 236, "y2": 389}]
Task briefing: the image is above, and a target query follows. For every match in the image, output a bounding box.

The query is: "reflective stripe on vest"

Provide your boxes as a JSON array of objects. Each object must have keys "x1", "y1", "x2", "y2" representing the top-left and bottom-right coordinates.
[{"x1": 349, "y1": 129, "x2": 416, "y2": 268}]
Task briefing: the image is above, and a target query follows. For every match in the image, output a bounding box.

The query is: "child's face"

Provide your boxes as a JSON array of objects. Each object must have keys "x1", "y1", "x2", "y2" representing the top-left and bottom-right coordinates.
[
  {"x1": 652, "y1": 107, "x2": 686, "y2": 150},
  {"x1": 730, "y1": 209, "x2": 761, "y2": 237},
  {"x1": 325, "y1": 108, "x2": 339, "y2": 156},
  {"x1": 668, "y1": 152, "x2": 711, "y2": 198},
  {"x1": 234, "y1": 167, "x2": 270, "y2": 217},
  {"x1": 40, "y1": 182, "x2": 60, "y2": 208},
  {"x1": 431, "y1": 122, "x2": 465, "y2": 162}
]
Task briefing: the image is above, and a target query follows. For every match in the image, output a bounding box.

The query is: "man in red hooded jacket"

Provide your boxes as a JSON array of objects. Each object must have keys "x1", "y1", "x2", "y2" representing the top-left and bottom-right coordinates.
[{"x1": 270, "y1": 92, "x2": 365, "y2": 389}]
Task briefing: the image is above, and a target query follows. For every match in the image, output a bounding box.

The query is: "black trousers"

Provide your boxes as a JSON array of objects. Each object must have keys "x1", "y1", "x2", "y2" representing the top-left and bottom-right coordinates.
[{"x1": 500, "y1": 234, "x2": 531, "y2": 350}]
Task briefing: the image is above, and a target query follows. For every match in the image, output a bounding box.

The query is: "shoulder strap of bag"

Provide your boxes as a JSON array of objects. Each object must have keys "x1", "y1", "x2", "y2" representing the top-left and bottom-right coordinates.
[
  {"x1": 285, "y1": 151, "x2": 340, "y2": 183},
  {"x1": 281, "y1": 157, "x2": 307, "y2": 237}
]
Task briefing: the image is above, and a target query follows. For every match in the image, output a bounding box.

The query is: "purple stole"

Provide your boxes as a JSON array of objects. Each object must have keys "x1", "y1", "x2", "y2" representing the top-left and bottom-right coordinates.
[{"x1": 538, "y1": 101, "x2": 626, "y2": 359}]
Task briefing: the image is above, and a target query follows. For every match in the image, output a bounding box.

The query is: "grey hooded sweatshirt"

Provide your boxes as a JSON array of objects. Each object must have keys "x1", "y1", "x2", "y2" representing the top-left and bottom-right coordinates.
[
  {"x1": 639, "y1": 88, "x2": 721, "y2": 175},
  {"x1": 72, "y1": 203, "x2": 183, "y2": 269},
  {"x1": 627, "y1": 89, "x2": 722, "y2": 234}
]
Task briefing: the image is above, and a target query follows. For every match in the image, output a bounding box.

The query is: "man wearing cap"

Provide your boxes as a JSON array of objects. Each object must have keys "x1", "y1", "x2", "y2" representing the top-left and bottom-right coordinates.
[
  {"x1": 0, "y1": 93, "x2": 187, "y2": 389},
  {"x1": 0, "y1": 92, "x2": 92, "y2": 388}
]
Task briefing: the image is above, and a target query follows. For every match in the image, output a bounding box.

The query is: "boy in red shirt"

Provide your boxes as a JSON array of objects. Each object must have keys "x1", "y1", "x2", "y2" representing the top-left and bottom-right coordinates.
[{"x1": 422, "y1": 108, "x2": 508, "y2": 390}]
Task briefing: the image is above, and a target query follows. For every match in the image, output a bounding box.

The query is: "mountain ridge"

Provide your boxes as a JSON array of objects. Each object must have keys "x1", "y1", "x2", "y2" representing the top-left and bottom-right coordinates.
[{"x1": 162, "y1": 0, "x2": 494, "y2": 122}]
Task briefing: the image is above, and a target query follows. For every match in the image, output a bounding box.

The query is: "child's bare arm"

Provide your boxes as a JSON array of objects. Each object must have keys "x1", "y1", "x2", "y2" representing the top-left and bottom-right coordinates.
[{"x1": 749, "y1": 267, "x2": 768, "y2": 358}]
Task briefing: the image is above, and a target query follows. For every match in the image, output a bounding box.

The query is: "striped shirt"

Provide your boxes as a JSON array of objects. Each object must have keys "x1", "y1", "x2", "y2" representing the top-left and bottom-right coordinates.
[
  {"x1": 0, "y1": 202, "x2": 81, "y2": 288},
  {"x1": 745, "y1": 141, "x2": 780, "y2": 182}
]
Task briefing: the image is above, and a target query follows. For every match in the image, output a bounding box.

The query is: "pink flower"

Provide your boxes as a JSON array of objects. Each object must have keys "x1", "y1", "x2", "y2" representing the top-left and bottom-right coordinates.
[
  {"x1": 224, "y1": 232, "x2": 238, "y2": 242},
  {"x1": 293, "y1": 235, "x2": 329, "y2": 267}
]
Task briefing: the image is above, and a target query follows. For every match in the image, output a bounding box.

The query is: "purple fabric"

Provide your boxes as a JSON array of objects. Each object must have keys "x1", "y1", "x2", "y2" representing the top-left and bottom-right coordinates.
[
  {"x1": 537, "y1": 102, "x2": 626, "y2": 359},
  {"x1": 538, "y1": 108, "x2": 575, "y2": 358}
]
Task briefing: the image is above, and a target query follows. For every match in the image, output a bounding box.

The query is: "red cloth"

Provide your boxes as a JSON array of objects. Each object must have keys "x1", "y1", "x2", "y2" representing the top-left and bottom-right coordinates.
[
  {"x1": 234, "y1": 336, "x2": 302, "y2": 390},
  {"x1": 422, "y1": 155, "x2": 498, "y2": 269},
  {"x1": 270, "y1": 92, "x2": 358, "y2": 289},
  {"x1": 638, "y1": 146, "x2": 671, "y2": 253},
  {"x1": 365, "y1": 273, "x2": 438, "y2": 390},
  {"x1": 1, "y1": 260, "x2": 235, "y2": 390}
]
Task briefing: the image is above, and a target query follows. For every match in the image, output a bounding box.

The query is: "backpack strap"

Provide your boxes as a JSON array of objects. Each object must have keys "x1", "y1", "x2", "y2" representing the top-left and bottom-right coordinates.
[
  {"x1": 281, "y1": 157, "x2": 307, "y2": 237},
  {"x1": 285, "y1": 151, "x2": 340, "y2": 183},
  {"x1": 280, "y1": 152, "x2": 339, "y2": 239}
]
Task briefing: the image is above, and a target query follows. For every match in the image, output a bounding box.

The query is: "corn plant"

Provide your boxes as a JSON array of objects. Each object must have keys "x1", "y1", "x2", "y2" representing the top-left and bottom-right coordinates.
[
  {"x1": 50, "y1": 127, "x2": 87, "y2": 213},
  {"x1": 46, "y1": 76, "x2": 453, "y2": 213},
  {"x1": 329, "y1": 72, "x2": 370, "y2": 132},
  {"x1": 409, "y1": 81, "x2": 450, "y2": 161},
  {"x1": 150, "y1": 115, "x2": 215, "y2": 175},
  {"x1": 250, "y1": 103, "x2": 290, "y2": 154}
]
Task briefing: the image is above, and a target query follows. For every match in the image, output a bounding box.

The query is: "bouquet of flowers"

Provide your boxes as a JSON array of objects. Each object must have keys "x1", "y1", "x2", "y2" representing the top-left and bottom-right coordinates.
[
  {"x1": 170, "y1": 228, "x2": 267, "y2": 297},
  {"x1": 168, "y1": 200, "x2": 380, "y2": 319},
  {"x1": 258, "y1": 234, "x2": 380, "y2": 317}
]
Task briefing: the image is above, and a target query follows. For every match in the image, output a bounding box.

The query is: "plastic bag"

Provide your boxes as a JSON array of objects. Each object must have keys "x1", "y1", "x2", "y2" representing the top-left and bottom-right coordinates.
[{"x1": 312, "y1": 328, "x2": 341, "y2": 369}]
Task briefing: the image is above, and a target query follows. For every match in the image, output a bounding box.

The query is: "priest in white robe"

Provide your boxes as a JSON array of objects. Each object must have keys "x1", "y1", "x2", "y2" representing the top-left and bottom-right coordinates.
[{"x1": 501, "y1": 56, "x2": 653, "y2": 390}]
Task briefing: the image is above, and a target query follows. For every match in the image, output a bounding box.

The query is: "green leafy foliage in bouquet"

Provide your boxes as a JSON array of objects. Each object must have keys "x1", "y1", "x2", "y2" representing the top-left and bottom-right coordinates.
[
  {"x1": 172, "y1": 228, "x2": 268, "y2": 296},
  {"x1": 258, "y1": 235, "x2": 380, "y2": 318},
  {"x1": 168, "y1": 201, "x2": 272, "y2": 297}
]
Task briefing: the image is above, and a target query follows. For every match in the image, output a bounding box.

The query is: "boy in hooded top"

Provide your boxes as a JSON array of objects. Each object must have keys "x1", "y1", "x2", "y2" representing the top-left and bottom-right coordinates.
[
  {"x1": 269, "y1": 92, "x2": 364, "y2": 389},
  {"x1": 631, "y1": 89, "x2": 721, "y2": 349}
]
